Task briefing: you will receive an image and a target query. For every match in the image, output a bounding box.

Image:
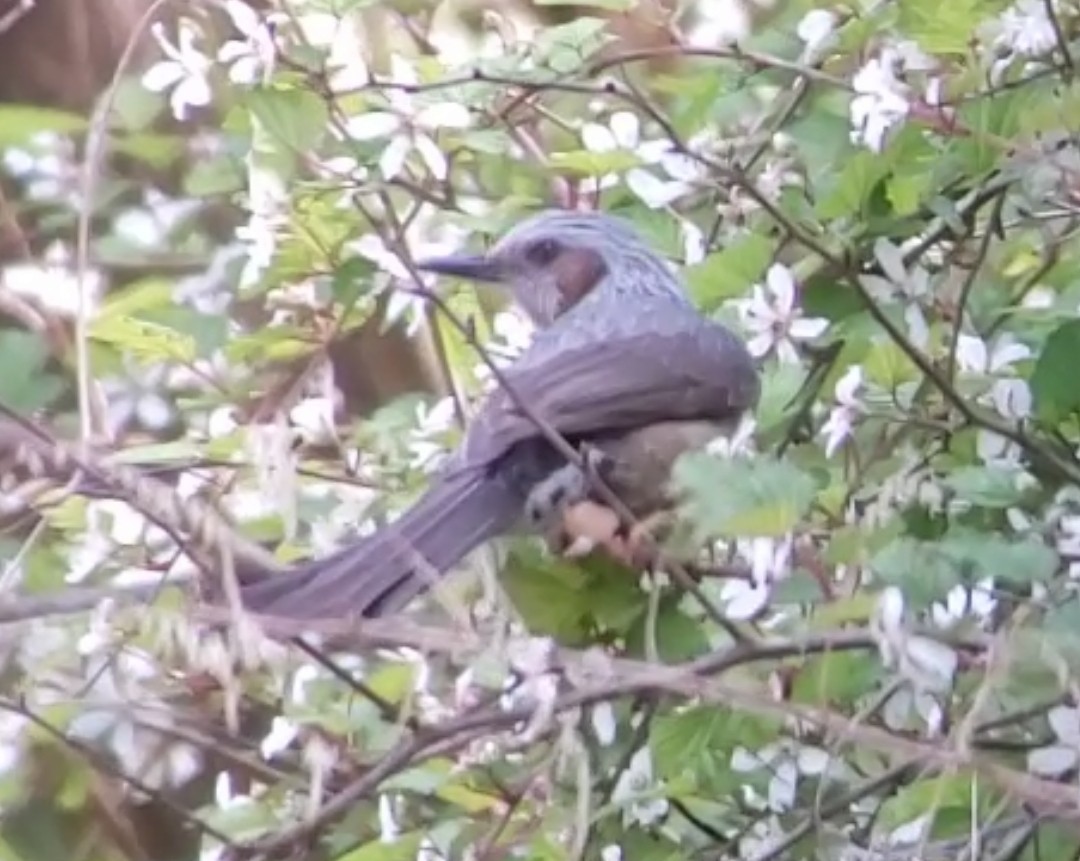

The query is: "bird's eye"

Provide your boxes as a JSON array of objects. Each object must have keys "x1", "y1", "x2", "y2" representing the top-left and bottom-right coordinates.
[{"x1": 525, "y1": 239, "x2": 561, "y2": 266}]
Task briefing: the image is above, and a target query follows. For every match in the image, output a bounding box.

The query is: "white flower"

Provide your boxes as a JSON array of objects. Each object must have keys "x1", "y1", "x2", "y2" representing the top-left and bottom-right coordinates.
[
  {"x1": 737, "y1": 264, "x2": 828, "y2": 363},
  {"x1": 580, "y1": 111, "x2": 693, "y2": 208},
  {"x1": 991, "y1": 0, "x2": 1059, "y2": 57},
  {"x1": 378, "y1": 794, "x2": 400, "y2": 842},
  {"x1": 820, "y1": 366, "x2": 864, "y2": 457},
  {"x1": 0, "y1": 712, "x2": 28, "y2": 772},
  {"x1": 346, "y1": 55, "x2": 470, "y2": 180},
  {"x1": 3, "y1": 241, "x2": 103, "y2": 317},
  {"x1": 102, "y1": 361, "x2": 175, "y2": 435},
  {"x1": 721, "y1": 536, "x2": 792, "y2": 620},
  {"x1": 685, "y1": 0, "x2": 751, "y2": 47},
  {"x1": 2, "y1": 133, "x2": 81, "y2": 206},
  {"x1": 591, "y1": 702, "x2": 617, "y2": 746},
  {"x1": 296, "y1": 11, "x2": 370, "y2": 92},
  {"x1": 931, "y1": 579, "x2": 997, "y2": 628},
  {"x1": 679, "y1": 218, "x2": 706, "y2": 265},
  {"x1": 260, "y1": 716, "x2": 298, "y2": 759},
  {"x1": 1029, "y1": 706, "x2": 1080, "y2": 776},
  {"x1": 849, "y1": 52, "x2": 910, "y2": 152},
  {"x1": 956, "y1": 334, "x2": 1032, "y2": 464},
  {"x1": 217, "y1": 1, "x2": 279, "y2": 85},
  {"x1": 732, "y1": 742, "x2": 826, "y2": 812},
  {"x1": 611, "y1": 747, "x2": 668, "y2": 826},
  {"x1": 142, "y1": 20, "x2": 213, "y2": 121},
  {"x1": 409, "y1": 395, "x2": 458, "y2": 473},
  {"x1": 796, "y1": 9, "x2": 838, "y2": 57}
]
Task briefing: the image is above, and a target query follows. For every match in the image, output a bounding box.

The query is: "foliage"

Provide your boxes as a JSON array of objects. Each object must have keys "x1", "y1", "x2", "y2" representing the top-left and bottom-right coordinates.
[{"x1": 3, "y1": 0, "x2": 1080, "y2": 859}]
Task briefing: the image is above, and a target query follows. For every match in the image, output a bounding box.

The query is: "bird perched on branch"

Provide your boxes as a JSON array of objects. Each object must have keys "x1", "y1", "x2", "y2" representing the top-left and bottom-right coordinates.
[{"x1": 240, "y1": 209, "x2": 760, "y2": 620}]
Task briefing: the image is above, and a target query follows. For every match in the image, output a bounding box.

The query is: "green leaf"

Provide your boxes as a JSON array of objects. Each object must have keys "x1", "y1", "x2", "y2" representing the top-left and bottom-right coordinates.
[
  {"x1": 871, "y1": 531, "x2": 1057, "y2": 605},
  {"x1": 863, "y1": 338, "x2": 920, "y2": 389},
  {"x1": 90, "y1": 315, "x2": 197, "y2": 364},
  {"x1": 500, "y1": 547, "x2": 592, "y2": 643},
  {"x1": 549, "y1": 149, "x2": 642, "y2": 176},
  {"x1": 879, "y1": 773, "x2": 982, "y2": 829},
  {"x1": 792, "y1": 651, "x2": 880, "y2": 707},
  {"x1": 944, "y1": 465, "x2": 1026, "y2": 508},
  {"x1": 337, "y1": 831, "x2": 425, "y2": 861},
  {"x1": 246, "y1": 87, "x2": 329, "y2": 154},
  {"x1": 626, "y1": 604, "x2": 709, "y2": 662},
  {"x1": 898, "y1": 0, "x2": 1000, "y2": 55},
  {"x1": 686, "y1": 234, "x2": 775, "y2": 309},
  {"x1": 673, "y1": 455, "x2": 818, "y2": 538},
  {"x1": 1031, "y1": 319, "x2": 1080, "y2": 422},
  {"x1": 817, "y1": 150, "x2": 889, "y2": 220},
  {"x1": 0, "y1": 105, "x2": 85, "y2": 146},
  {"x1": 534, "y1": 18, "x2": 611, "y2": 72},
  {"x1": 651, "y1": 706, "x2": 778, "y2": 781},
  {"x1": 0, "y1": 331, "x2": 63, "y2": 414}
]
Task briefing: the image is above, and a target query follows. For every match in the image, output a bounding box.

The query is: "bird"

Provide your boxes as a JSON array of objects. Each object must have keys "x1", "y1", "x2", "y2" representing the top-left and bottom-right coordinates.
[{"x1": 239, "y1": 209, "x2": 760, "y2": 620}]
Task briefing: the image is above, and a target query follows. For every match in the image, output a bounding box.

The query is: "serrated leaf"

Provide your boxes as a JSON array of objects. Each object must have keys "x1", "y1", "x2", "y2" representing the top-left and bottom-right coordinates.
[
  {"x1": 90, "y1": 315, "x2": 197, "y2": 364},
  {"x1": 864, "y1": 339, "x2": 919, "y2": 389},
  {"x1": 871, "y1": 531, "x2": 1057, "y2": 605},
  {"x1": 651, "y1": 706, "x2": 778, "y2": 781},
  {"x1": 501, "y1": 547, "x2": 592, "y2": 643},
  {"x1": 791, "y1": 651, "x2": 880, "y2": 706},
  {"x1": 898, "y1": 0, "x2": 997, "y2": 54},
  {"x1": 817, "y1": 150, "x2": 889, "y2": 219},
  {"x1": 879, "y1": 773, "x2": 979, "y2": 829},
  {"x1": 943, "y1": 465, "x2": 1025, "y2": 508},
  {"x1": 673, "y1": 455, "x2": 818, "y2": 538},
  {"x1": 686, "y1": 234, "x2": 775, "y2": 309},
  {"x1": 1031, "y1": 319, "x2": 1080, "y2": 422},
  {"x1": 246, "y1": 87, "x2": 329, "y2": 154}
]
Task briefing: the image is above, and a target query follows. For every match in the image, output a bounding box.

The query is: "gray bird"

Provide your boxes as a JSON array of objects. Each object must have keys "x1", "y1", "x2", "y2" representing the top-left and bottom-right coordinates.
[{"x1": 240, "y1": 210, "x2": 760, "y2": 620}]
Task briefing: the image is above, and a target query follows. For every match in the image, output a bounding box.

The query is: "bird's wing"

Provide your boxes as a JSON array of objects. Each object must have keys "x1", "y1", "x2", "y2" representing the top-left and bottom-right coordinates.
[{"x1": 456, "y1": 318, "x2": 759, "y2": 471}]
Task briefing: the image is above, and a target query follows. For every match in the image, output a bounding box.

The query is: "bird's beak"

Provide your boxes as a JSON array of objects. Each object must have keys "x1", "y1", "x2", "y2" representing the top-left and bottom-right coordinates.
[{"x1": 415, "y1": 253, "x2": 505, "y2": 284}]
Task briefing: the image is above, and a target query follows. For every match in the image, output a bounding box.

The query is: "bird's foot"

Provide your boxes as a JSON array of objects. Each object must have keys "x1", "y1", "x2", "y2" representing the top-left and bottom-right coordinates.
[
  {"x1": 524, "y1": 447, "x2": 616, "y2": 530},
  {"x1": 547, "y1": 504, "x2": 677, "y2": 569}
]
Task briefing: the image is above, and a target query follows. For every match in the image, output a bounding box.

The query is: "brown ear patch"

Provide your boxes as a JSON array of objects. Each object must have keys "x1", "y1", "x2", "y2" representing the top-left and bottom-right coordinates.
[{"x1": 552, "y1": 248, "x2": 608, "y2": 315}]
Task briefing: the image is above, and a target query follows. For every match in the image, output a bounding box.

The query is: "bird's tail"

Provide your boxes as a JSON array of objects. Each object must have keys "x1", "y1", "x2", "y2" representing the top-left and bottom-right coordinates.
[{"x1": 238, "y1": 470, "x2": 518, "y2": 620}]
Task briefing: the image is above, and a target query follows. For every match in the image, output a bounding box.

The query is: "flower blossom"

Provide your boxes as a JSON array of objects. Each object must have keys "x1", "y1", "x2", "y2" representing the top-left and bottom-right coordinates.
[
  {"x1": 142, "y1": 20, "x2": 213, "y2": 121},
  {"x1": 849, "y1": 52, "x2": 910, "y2": 152},
  {"x1": 580, "y1": 111, "x2": 701, "y2": 208},
  {"x1": 346, "y1": 54, "x2": 471, "y2": 180},
  {"x1": 820, "y1": 366, "x2": 864, "y2": 457},
  {"x1": 737, "y1": 264, "x2": 828, "y2": 364},
  {"x1": 217, "y1": 0, "x2": 280, "y2": 85},
  {"x1": 989, "y1": 0, "x2": 1059, "y2": 57}
]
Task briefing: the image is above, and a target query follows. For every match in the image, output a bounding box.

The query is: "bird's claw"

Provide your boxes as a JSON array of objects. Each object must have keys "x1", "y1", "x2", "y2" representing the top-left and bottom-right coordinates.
[{"x1": 524, "y1": 447, "x2": 616, "y2": 529}]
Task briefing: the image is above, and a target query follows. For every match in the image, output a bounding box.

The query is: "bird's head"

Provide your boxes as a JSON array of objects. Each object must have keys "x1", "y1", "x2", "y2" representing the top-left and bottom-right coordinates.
[{"x1": 415, "y1": 209, "x2": 687, "y2": 327}]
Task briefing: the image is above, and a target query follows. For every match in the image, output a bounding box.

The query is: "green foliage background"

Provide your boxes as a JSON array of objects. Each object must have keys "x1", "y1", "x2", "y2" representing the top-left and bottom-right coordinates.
[{"x1": 2, "y1": 0, "x2": 1080, "y2": 858}]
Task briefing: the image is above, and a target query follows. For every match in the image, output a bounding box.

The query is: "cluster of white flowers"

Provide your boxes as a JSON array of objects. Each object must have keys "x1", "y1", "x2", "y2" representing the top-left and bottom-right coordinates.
[
  {"x1": 346, "y1": 54, "x2": 472, "y2": 181},
  {"x1": 954, "y1": 333, "x2": 1033, "y2": 465},
  {"x1": 735, "y1": 263, "x2": 828, "y2": 365},
  {"x1": 579, "y1": 111, "x2": 704, "y2": 209}
]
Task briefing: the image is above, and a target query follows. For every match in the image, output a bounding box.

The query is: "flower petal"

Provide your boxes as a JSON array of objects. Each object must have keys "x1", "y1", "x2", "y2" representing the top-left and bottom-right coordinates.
[
  {"x1": 347, "y1": 111, "x2": 401, "y2": 140},
  {"x1": 609, "y1": 111, "x2": 640, "y2": 149},
  {"x1": 581, "y1": 122, "x2": 616, "y2": 152},
  {"x1": 379, "y1": 135, "x2": 411, "y2": 179},
  {"x1": 142, "y1": 61, "x2": 185, "y2": 92}
]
